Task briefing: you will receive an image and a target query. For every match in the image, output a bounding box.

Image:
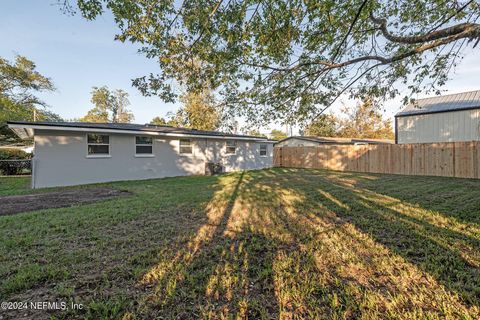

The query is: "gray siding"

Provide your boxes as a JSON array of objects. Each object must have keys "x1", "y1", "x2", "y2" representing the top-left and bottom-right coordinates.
[
  {"x1": 33, "y1": 129, "x2": 273, "y2": 188},
  {"x1": 397, "y1": 109, "x2": 480, "y2": 144}
]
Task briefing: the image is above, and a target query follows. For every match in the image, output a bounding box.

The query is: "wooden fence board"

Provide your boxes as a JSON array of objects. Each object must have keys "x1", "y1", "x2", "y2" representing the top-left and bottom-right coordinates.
[{"x1": 274, "y1": 141, "x2": 480, "y2": 179}]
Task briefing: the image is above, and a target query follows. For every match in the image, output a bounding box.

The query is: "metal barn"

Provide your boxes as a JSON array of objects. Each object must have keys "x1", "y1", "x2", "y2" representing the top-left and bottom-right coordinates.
[{"x1": 395, "y1": 90, "x2": 480, "y2": 144}]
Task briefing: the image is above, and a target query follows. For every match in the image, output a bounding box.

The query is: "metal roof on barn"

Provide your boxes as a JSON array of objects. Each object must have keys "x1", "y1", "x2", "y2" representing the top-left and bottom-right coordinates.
[{"x1": 395, "y1": 90, "x2": 480, "y2": 117}]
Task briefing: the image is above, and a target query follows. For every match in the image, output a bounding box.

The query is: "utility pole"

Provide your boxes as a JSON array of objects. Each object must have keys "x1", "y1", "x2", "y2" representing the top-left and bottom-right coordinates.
[{"x1": 33, "y1": 109, "x2": 37, "y2": 122}]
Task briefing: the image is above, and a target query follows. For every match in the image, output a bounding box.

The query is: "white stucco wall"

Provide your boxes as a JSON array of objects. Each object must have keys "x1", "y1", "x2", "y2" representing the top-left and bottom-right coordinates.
[
  {"x1": 32, "y1": 129, "x2": 273, "y2": 188},
  {"x1": 396, "y1": 109, "x2": 480, "y2": 144}
]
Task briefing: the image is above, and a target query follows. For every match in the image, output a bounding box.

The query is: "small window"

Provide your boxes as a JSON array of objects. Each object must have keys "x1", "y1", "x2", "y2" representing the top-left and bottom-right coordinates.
[
  {"x1": 87, "y1": 134, "x2": 110, "y2": 156},
  {"x1": 135, "y1": 136, "x2": 153, "y2": 155},
  {"x1": 259, "y1": 144, "x2": 267, "y2": 156},
  {"x1": 179, "y1": 139, "x2": 193, "y2": 154},
  {"x1": 226, "y1": 140, "x2": 236, "y2": 154}
]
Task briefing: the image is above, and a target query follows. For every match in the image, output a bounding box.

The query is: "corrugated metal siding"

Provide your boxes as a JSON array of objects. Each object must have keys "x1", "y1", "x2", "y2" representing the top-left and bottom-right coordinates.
[{"x1": 397, "y1": 109, "x2": 480, "y2": 143}]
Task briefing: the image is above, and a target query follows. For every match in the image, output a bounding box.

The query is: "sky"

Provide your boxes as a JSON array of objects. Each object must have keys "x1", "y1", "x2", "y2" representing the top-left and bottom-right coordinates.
[{"x1": 1, "y1": 1, "x2": 480, "y2": 135}]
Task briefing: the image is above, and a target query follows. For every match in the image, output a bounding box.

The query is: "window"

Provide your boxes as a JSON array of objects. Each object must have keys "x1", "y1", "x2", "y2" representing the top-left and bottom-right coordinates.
[
  {"x1": 87, "y1": 134, "x2": 109, "y2": 156},
  {"x1": 259, "y1": 144, "x2": 267, "y2": 156},
  {"x1": 179, "y1": 139, "x2": 193, "y2": 154},
  {"x1": 135, "y1": 136, "x2": 153, "y2": 155},
  {"x1": 226, "y1": 140, "x2": 236, "y2": 154}
]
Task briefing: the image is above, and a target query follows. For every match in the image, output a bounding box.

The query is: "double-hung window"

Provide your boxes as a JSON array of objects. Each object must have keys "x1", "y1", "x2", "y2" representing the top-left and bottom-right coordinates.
[
  {"x1": 226, "y1": 140, "x2": 236, "y2": 155},
  {"x1": 135, "y1": 136, "x2": 153, "y2": 156},
  {"x1": 259, "y1": 144, "x2": 267, "y2": 157},
  {"x1": 87, "y1": 134, "x2": 110, "y2": 156},
  {"x1": 179, "y1": 139, "x2": 193, "y2": 154}
]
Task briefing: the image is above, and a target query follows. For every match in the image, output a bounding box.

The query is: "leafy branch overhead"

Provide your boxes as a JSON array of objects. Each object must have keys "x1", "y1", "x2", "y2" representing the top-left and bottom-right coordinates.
[{"x1": 71, "y1": 0, "x2": 480, "y2": 124}]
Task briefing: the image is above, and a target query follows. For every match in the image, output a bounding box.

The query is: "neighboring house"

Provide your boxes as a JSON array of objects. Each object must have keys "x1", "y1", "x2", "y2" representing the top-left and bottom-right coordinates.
[
  {"x1": 395, "y1": 90, "x2": 480, "y2": 144},
  {"x1": 275, "y1": 136, "x2": 394, "y2": 147},
  {"x1": 7, "y1": 121, "x2": 275, "y2": 188}
]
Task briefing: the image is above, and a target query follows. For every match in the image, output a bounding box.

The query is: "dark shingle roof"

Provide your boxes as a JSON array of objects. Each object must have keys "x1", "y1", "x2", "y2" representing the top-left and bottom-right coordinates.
[
  {"x1": 7, "y1": 121, "x2": 269, "y2": 140},
  {"x1": 396, "y1": 90, "x2": 480, "y2": 117}
]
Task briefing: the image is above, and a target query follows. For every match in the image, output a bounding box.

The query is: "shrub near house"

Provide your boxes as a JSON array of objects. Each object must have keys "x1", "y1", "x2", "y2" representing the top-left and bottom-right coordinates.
[{"x1": 0, "y1": 149, "x2": 32, "y2": 175}]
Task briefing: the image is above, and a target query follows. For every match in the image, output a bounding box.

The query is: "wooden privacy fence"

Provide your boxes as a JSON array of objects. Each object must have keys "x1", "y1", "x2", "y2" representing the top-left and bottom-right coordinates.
[{"x1": 273, "y1": 141, "x2": 480, "y2": 179}]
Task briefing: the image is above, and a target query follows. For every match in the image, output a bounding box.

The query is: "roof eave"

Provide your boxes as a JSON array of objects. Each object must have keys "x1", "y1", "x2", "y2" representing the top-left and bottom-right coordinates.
[
  {"x1": 6, "y1": 122, "x2": 270, "y2": 142},
  {"x1": 8, "y1": 126, "x2": 33, "y2": 140},
  {"x1": 395, "y1": 105, "x2": 480, "y2": 117}
]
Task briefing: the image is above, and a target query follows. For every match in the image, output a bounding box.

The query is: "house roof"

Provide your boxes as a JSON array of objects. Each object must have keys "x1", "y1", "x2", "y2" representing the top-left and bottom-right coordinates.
[
  {"x1": 277, "y1": 136, "x2": 394, "y2": 145},
  {"x1": 395, "y1": 90, "x2": 480, "y2": 117},
  {"x1": 7, "y1": 121, "x2": 274, "y2": 142}
]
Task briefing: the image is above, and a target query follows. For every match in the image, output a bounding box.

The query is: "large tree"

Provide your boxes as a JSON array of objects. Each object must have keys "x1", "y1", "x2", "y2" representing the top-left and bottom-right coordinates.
[
  {"x1": 338, "y1": 98, "x2": 394, "y2": 139},
  {"x1": 270, "y1": 129, "x2": 288, "y2": 141},
  {"x1": 150, "y1": 116, "x2": 167, "y2": 125},
  {"x1": 68, "y1": 0, "x2": 479, "y2": 125},
  {"x1": 0, "y1": 55, "x2": 60, "y2": 144},
  {"x1": 164, "y1": 89, "x2": 222, "y2": 130},
  {"x1": 304, "y1": 114, "x2": 339, "y2": 137},
  {"x1": 80, "y1": 86, "x2": 134, "y2": 123}
]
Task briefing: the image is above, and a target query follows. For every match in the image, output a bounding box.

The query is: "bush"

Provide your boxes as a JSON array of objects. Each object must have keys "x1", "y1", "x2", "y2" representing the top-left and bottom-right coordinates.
[
  {"x1": 0, "y1": 149, "x2": 32, "y2": 160},
  {"x1": 0, "y1": 160, "x2": 31, "y2": 175},
  {"x1": 0, "y1": 149, "x2": 32, "y2": 175}
]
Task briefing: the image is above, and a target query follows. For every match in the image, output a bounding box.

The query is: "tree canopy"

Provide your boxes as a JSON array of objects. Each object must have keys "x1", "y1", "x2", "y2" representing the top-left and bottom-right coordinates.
[
  {"x1": 302, "y1": 98, "x2": 394, "y2": 139},
  {"x1": 166, "y1": 90, "x2": 222, "y2": 130},
  {"x1": 247, "y1": 129, "x2": 267, "y2": 138},
  {"x1": 151, "y1": 89, "x2": 223, "y2": 130},
  {"x1": 150, "y1": 116, "x2": 167, "y2": 125},
  {"x1": 304, "y1": 114, "x2": 338, "y2": 137},
  {"x1": 69, "y1": 0, "x2": 480, "y2": 125},
  {"x1": 80, "y1": 86, "x2": 134, "y2": 123},
  {"x1": 270, "y1": 129, "x2": 288, "y2": 141},
  {"x1": 0, "y1": 55, "x2": 60, "y2": 144},
  {"x1": 337, "y1": 98, "x2": 394, "y2": 139}
]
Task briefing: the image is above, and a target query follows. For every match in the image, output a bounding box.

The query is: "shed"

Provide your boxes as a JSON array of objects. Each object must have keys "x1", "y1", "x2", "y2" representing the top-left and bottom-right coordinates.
[{"x1": 395, "y1": 90, "x2": 480, "y2": 144}]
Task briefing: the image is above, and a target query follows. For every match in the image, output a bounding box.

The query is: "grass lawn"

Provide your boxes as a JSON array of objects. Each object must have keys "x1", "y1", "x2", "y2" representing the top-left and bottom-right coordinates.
[{"x1": 0, "y1": 168, "x2": 479, "y2": 319}]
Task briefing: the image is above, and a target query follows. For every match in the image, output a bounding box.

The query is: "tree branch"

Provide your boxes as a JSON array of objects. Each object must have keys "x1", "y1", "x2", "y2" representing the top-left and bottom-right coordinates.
[
  {"x1": 331, "y1": 0, "x2": 370, "y2": 62},
  {"x1": 370, "y1": 12, "x2": 480, "y2": 45}
]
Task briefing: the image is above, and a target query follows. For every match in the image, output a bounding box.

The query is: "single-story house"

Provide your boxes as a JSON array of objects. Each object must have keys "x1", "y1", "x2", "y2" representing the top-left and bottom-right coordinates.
[
  {"x1": 7, "y1": 121, "x2": 275, "y2": 188},
  {"x1": 395, "y1": 90, "x2": 480, "y2": 144},
  {"x1": 275, "y1": 136, "x2": 394, "y2": 147}
]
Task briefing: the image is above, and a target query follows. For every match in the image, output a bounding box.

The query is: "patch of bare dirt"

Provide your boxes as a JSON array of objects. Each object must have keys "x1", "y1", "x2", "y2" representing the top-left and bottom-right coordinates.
[{"x1": 0, "y1": 187, "x2": 131, "y2": 216}]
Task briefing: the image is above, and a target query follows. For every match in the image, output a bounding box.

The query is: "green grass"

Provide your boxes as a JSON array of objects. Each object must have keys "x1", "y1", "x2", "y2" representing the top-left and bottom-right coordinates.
[
  {"x1": 0, "y1": 169, "x2": 479, "y2": 319},
  {"x1": 0, "y1": 175, "x2": 31, "y2": 196}
]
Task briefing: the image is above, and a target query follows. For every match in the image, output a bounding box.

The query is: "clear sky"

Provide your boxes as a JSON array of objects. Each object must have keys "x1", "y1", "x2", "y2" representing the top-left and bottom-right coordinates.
[{"x1": 1, "y1": 1, "x2": 479, "y2": 133}]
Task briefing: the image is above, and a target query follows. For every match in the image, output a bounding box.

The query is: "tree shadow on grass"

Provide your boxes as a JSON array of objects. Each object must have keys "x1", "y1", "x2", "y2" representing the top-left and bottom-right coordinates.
[
  {"x1": 355, "y1": 173, "x2": 480, "y2": 227},
  {"x1": 136, "y1": 171, "x2": 285, "y2": 319},
  {"x1": 133, "y1": 168, "x2": 480, "y2": 318},
  {"x1": 287, "y1": 170, "x2": 480, "y2": 309}
]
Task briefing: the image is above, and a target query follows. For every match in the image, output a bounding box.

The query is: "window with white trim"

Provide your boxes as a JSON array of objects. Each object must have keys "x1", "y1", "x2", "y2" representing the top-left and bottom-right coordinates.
[
  {"x1": 135, "y1": 136, "x2": 153, "y2": 155},
  {"x1": 179, "y1": 139, "x2": 193, "y2": 154},
  {"x1": 259, "y1": 144, "x2": 267, "y2": 156},
  {"x1": 226, "y1": 140, "x2": 236, "y2": 154},
  {"x1": 87, "y1": 134, "x2": 110, "y2": 156}
]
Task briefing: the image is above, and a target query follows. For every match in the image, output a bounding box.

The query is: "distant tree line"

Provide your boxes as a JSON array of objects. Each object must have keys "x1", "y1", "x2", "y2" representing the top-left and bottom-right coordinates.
[{"x1": 303, "y1": 98, "x2": 394, "y2": 140}]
